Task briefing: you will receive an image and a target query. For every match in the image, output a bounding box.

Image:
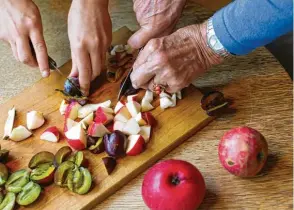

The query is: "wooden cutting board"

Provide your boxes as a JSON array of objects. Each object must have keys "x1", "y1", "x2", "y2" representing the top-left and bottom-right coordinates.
[{"x1": 0, "y1": 27, "x2": 214, "y2": 210}]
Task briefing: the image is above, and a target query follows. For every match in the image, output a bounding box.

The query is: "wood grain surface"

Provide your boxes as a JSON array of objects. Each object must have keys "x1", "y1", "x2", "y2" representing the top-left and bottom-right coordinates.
[
  {"x1": 0, "y1": 1, "x2": 292, "y2": 209},
  {"x1": 0, "y1": 27, "x2": 214, "y2": 209}
]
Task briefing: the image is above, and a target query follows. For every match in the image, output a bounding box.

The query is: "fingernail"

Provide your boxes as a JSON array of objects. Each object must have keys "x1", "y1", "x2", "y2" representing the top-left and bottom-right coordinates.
[{"x1": 42, "y1": 71, "x2": 49, "y2": 78}]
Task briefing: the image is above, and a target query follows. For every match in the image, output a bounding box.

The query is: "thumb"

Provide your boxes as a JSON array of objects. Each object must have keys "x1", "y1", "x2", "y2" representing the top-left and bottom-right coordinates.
[{"x1": 128, "y1": 27, "x2": 155, "y2": 49}]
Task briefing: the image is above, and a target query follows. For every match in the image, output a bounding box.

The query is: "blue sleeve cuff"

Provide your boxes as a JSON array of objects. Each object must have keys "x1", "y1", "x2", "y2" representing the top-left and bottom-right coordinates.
[{"x1": 212, "y1": 0, "x2": 293, "y2": 55}]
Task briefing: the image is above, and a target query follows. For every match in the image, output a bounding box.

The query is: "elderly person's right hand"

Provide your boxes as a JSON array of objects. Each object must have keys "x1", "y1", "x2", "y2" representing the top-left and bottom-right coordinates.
[
  {"x1": 0, "y1": 0, "x2": 50, "y2": 77},
  {"x1": 128, "y1": 0, "x2": 187, "y2": 49},
  {"x1": 130, "y1": 22, "x2": 224, "y2": 93}
]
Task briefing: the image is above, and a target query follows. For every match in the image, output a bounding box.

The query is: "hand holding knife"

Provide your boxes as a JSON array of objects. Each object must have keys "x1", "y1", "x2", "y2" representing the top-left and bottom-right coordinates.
[
  {"x1": 29, "y1": 41, "x2": 84, "y2": 97},
  {"x1": 117, "y1": 47, "x2": 143, "y2": 101}
]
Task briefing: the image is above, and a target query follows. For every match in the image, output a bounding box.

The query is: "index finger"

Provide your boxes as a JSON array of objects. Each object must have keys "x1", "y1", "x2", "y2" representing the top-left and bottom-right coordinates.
[
  {"x1": 74, "y1": 49, "x2": 92, "y2": 96},
  {"x1": 30, "y1": 30, "x2": 49, "y2": 77}
]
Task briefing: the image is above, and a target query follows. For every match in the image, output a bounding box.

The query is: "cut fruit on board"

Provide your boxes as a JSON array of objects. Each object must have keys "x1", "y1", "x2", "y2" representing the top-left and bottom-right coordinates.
[{"x1": 0, "y1": 26, "x2": 214, "y2": 210}]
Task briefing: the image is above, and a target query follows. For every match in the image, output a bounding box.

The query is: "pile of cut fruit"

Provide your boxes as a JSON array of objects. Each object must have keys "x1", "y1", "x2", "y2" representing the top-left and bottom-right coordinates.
[{"x1": 0, "y1": 68, "x2": 183, "y2": 209}]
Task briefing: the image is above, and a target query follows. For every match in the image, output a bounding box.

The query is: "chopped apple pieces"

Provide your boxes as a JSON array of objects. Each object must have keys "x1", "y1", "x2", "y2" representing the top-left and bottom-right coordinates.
[
  {"x1": 59, "y1": 100, "x2": 69, "y2": 115},
  {"x1": 159, "y1": 90, "x2": 181, "y2": 110},
  {"x1": 3, "y1": 107, "x2": 16, "y2": 140},
  {"x1": 27, "y1": 111, "x2": 45, "y2": 130},
  {"x1": 78, "y1": 100, "x2": 111, "y2": 118},
  {"x1": 10, "y1": 125, "x2": 32, "y2": 141},
  {"x1": 40, "y1": 126, "x2": 59, "y2": 142}
]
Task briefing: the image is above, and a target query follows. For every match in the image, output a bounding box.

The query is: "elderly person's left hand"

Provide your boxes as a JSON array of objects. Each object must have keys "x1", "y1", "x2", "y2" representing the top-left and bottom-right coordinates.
[
  {"x1": 128, "y1": 0, "x2": 186, "y2": 49},
  {"x1": 130, "y1": 22, "x2": 224, "y2": 93}
]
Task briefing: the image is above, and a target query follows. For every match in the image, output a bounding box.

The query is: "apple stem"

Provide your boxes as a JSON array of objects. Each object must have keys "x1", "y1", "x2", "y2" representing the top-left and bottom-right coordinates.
[{"x1": 171, "y1": 175, "x2": 180, "y2": 186}]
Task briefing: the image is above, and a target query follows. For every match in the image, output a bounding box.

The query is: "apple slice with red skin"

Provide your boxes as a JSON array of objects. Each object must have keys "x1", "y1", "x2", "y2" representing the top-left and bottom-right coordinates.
[
  {"x1": 94, "y1": 107, "x2": 113, "y2": 125},
  {"x1": 99, "y1": 107, "x2": 114, "y2": 114},
  {"x1": 78, "y1": 100, "x2": 111, "y2": 118},
  {"x1": 114, "y1": 106, "x2": 131, "y2": 123},
  {"x1": 135, "y1": 113, "x2": 147, "y2": 126},
  {"x1": 79, "y1": 112, "x2": 94, "y2": 128},
  {"x1": 139, "y1": 126, "x2": 151, "y2": 143},
  {"x1": 127, "y1": 94, "x2": 138, "y2": 102},
  {"x1": 114, "y1": 101, "x2": 125, "y2": 114},
  {"x1": 126, "y1": 135, "x2": 145, "y2": 156},
  {"x1": 40, "y1": 126, "x2": 60, "y2": 142},
  {"x1": 88, "y1": 122, "x2": 110, "y2": 137},
  {"x1": 141, "y1": 98, "x2": 154, "y2": 112},
  {"x1": 64, "y1": 101, "x2": 82, "y2": 120},
  {"x1": 64, "y1": 118, "x2": 78, "y2": 133},
  {"x1": 126, "y1": 101, "x2": 141, "y2": 118},
  {"x1": 113, "y1": 121, "x2": 125, "y2": 132},
  {"x1": 65, "y1": 123, "x2": 87, "y2": 151},
  {"x1": 59, "y1": 100, "x2": 69, "y2": 115},
  {"x1": 143, "y1": 90, "x2": 153, "y2": 103},
  {"x1": 142, "y1": 112, "x2": 156, "y2": 127},
  {"x1": 122, "y1": 118, "x2": 141, "y2": 135}
]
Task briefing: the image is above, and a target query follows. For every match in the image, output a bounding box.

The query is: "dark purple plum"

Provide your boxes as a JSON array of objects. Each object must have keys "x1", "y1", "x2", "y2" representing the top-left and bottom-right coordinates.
[
  {"x1": 104, "y1": 131, "x2": 127, "y2": 158},
  {"x1": 64, "y1": 77, "x2": 82, "y2": 97}
]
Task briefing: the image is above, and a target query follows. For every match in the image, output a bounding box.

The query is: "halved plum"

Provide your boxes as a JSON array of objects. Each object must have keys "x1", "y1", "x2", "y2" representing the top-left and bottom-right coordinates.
[
  {"x1": 0, "y1": 192, "x2": 16, "y2": 210},
  {"x1": 54, "y1": 146, "x2": 72, "y2": 166},
  {"x1": 16, "y1": 181, "x2": 41, "y2": 206},
  {"x1": 54, "y1": 161, "x2": 78, "y2": 187},
  {"x1": 67, "y1": 151, "x2": 87, "y2": 167},
  {"x1": 67, "y1": 167, "x2": 92, "y2": 195},
  {"x1": 102, "y1": 157, "x2": 117, "y2": 175},
  {"x1": 88, "y1": 137, "x2": 105, "y2": 154},
  {"x1": 0, "y1": 150, "x2": 9, "y2": 163},
  {"x1": 28, "y1": 151, "x2": 54, "y2": 169},
  {"x1": 0, "y1": 163, "x2": 9, "y2": 186},
  {"x1": 30, "y1": 163, "x2": 56, "y2": 185},
  {"x1": 5, "y1": 169, "x2": 30, "y2": 193}
]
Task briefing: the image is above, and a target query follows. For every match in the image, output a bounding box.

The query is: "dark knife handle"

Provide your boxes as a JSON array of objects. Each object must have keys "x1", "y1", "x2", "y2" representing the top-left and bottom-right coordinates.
[{"x1": 29, "y1": 41, "x2": 57, "y2": 70}]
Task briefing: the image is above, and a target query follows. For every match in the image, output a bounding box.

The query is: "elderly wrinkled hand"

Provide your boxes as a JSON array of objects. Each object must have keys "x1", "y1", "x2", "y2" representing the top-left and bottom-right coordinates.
[
  {"x1": 128, "y1": 0, "x2": 186, "y2": 49},
  {"x1": 130, "y1": 22, "x2": 224, "y2": 93}
]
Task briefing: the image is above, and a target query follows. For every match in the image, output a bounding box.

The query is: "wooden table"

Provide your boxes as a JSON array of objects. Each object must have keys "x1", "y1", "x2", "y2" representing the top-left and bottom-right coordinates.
[{"x1": 0, "y1": 1, "x2": 292, "y2": 209}]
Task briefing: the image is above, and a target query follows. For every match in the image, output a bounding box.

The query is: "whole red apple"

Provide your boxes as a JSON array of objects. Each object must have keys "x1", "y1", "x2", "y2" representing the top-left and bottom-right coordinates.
[
  {"x1": 142, "y1": 159, "x2": 206, "y2": 210},
  {"x1": 218, "y1": 126, "x2": 268, "y2": 177}
]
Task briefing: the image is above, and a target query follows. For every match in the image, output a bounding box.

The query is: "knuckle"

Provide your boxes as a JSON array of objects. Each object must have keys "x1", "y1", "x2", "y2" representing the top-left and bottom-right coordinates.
[
  {"x1": 154, "y1": 51, "x2": 168, "y2": 64},
  {"x1": 25, "y1": 16, "x2": 39, "y2": 28},
  {"x1": 147, "y1": 38, "x2": 161, "y2": 52},
  {"x1": 73, "y1": 41, "x2": 86, "y2": 50},
  {"x1": 92, "y1": 36, "x2": 100, "y2": 46},
  {"x1": 130, "y1": 74, "x2": 139, "y2": 89},
  {"x1": 34, "y1": 42, "x2": 46, "y2": 52},
  {"x1": 19, "y1": 55, "x2": 31, "y2": 64}
]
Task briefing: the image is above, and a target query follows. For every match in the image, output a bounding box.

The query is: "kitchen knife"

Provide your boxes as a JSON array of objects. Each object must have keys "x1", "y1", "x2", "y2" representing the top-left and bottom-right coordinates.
[
  {"x1": 117, "y1": 48, "x2": 143, "y2": 101},
  {"x1": 117, "y1": 67, "x2": 133, "y2": 101},
  {"x1": 29, "y1": 41, "x2": 84, "y2": 97}
]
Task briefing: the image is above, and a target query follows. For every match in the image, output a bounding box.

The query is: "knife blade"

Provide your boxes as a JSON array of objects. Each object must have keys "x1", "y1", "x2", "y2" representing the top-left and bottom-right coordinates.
[
  {"x1": 117, "y1": 48, "x2": 143, "y2": 101},
  {"x1": 29, "y1": 41, "x2": 84, "y2": 97},
  {"x1": 48, "y1": 57, "x2": 85, "y2": 97},
  {"x1": 117, "y1": 67, "x2": 133, "y2": 101}
]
